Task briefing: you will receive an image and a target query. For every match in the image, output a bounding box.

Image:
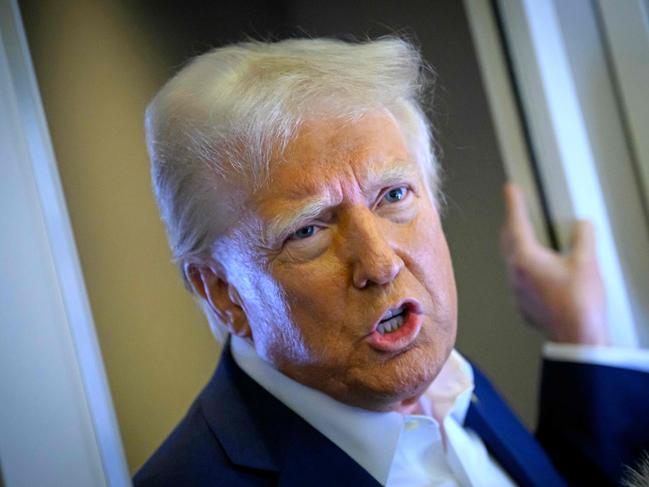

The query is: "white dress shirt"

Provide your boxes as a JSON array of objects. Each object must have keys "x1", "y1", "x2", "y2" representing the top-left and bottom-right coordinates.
[
  {"x1": 231, "y1": 336, "x2": 515, "y2": 486},
  {"x1": 231, "y1": 336, "x2": 649, "y2": 486}
]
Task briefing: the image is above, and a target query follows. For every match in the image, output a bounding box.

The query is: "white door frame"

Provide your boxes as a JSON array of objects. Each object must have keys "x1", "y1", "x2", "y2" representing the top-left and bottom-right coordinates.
[
  {"x1": 465, "y1": 0, "x2": 649, "y2": 347},
  {"x1": 0, "y1": 0, "x2": 130, "y2": 485}
]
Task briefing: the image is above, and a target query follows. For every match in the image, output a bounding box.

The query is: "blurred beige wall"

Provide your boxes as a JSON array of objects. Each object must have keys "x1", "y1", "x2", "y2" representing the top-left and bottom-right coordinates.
[{"x1": 19, "y1": 0, "x2": 221, "y2": 473}]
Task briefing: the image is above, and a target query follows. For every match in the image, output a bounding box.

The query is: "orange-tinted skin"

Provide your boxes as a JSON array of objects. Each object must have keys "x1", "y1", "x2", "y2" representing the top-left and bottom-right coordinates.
[{"x1": 194, "y1": 112, "x2": 457, "y2": 413}]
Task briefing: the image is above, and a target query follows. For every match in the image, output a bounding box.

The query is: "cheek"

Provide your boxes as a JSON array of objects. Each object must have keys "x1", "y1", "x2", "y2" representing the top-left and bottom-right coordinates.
[
  {"x1": 273, "y1": 257, "x2": 349, "y2": 335},
  {"x1": 253, "y1": 256, "x2": 348, "y2": 369},
  {"x1": 238, "y1": 261, "x2": 311, "y2": 365},
  {"x1": 404, "y1": 216, "x2": 457, "y2": 311}
]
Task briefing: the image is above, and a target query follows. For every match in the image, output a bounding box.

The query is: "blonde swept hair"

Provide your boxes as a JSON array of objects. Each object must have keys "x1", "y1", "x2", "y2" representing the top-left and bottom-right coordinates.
[{"x1": 145, "y1": 37, "x2": 438, "y2": 339}]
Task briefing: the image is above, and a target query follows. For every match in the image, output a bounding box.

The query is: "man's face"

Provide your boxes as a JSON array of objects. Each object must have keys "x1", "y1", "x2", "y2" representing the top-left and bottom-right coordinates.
[{"x1": 219, "y1": 111, "x2": 457, "y2": 411}]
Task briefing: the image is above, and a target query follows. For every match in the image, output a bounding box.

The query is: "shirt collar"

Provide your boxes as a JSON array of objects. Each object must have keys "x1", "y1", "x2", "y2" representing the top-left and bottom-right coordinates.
[{"x1": 230, "y1": 335, "x2": 474, "y2": 486}]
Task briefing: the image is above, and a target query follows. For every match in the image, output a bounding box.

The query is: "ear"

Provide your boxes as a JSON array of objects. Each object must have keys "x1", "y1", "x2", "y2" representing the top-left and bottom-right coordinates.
[{"x1": 185, "y1": 262, "x2": 251, "y2": 338}]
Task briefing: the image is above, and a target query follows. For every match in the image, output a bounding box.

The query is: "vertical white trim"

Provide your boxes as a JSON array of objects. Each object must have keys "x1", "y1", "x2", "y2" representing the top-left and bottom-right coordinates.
[
  {"x1": 597, "y1": 0, "x2": 649, "y2": 223},
  {"x1": 0, "y1": 0, "x2": 130, "y2": 485},
  {"x1": 496, "y1": 0, "x2": 639, "y2": 346},
  {"x1": 463, "y1": 0, "x2": 550, "y2": 247}
]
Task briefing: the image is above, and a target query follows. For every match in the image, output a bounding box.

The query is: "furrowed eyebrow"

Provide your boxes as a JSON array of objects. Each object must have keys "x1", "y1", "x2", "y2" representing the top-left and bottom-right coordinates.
[
  {"x1": 362, "y1": 161, "x2": 420, "y2": 192},
  {"x1": 262, "y1": 160, "x2": 419, "y2": 245},
  {"x1": 265, "y1": 197, "x2": 333, "y2": 244}
]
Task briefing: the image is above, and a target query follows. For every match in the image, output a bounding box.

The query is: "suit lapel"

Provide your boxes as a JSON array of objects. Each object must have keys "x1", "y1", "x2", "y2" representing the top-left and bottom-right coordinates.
[
  {"x1": 200, "y1": 343, "x2": 381, "y2": 487},
  {"x1": 278, "y1": 414, "x2": 382, "y2": 487},
  {"x1": 201, "y1": 344, "x2": 564, "y2": 487},
  {"x1": 199, "y1": 342, "x2": 288, "y2": 472},
  {"x1": 465, "y1": 364, "x2": 566, "y2": 487}
]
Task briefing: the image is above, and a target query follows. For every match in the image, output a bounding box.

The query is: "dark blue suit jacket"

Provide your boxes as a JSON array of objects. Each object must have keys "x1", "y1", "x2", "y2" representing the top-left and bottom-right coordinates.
[{"x1": 134, "y1": 344, "x2": 649, "y2": 486}]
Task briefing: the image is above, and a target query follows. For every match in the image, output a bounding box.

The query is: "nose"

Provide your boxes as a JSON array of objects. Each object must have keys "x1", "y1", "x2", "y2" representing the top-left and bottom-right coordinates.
[{"x1": 347, "y1": 209, "x2": 404, "y2": 289}]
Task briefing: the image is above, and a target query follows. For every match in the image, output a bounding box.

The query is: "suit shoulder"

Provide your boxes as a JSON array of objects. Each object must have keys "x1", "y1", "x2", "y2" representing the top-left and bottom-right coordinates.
[{"x1": 133, "y1": 400, "x2": 276, "y2": 487}]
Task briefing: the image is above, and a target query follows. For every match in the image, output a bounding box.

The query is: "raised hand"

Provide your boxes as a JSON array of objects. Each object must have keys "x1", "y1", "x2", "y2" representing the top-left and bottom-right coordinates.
[{"x1": 500, "y1": 183, "x2": 609, "y2": 346}]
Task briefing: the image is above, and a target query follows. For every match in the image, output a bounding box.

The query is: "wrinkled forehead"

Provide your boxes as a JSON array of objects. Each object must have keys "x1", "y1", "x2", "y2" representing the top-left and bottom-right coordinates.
[
  {"x1": 217, "y1": 111, "x2": 424, "y2": 239},
  {"x1": 254, "y1": 156, "x2": 422, "y2": 211},
  {"x1": 257, "y1": 112, "x2": 414, "y2": 192},
  {"x1": 250, "y1": 115, "x2": 426, "y2": 242}
]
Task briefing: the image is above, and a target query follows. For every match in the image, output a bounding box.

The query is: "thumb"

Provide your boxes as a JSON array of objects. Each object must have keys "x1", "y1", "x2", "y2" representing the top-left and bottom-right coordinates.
[
  {"x1": 502, "y1": 182, "x2": 538, "y2": 253},
  {"x1": 570, "y1": 220, "x2": 597, "y2": 263}
]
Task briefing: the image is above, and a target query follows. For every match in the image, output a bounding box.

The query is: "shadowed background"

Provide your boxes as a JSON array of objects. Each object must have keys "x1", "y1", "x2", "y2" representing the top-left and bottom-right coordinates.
[{"x1": 19, "y1": 0, "x2": 543, "y2": 472}]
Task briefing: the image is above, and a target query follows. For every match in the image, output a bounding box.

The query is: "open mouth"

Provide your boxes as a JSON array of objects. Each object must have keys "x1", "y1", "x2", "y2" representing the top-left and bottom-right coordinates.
[
  {"x1": 376, "y1": 305, "x2": 408, "y2": 335},
  {"x1": 365, "y1": 300, "x2": 423, "y2": 353}
]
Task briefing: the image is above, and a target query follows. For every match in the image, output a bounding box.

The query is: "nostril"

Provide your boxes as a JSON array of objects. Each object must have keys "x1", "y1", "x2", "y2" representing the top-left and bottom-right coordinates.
[{"x1": 352, "y1": 252, "x2": 403, "y2": 288}]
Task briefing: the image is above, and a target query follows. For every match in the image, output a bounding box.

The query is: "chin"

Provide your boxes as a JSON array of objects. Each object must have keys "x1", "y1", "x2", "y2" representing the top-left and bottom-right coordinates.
[{"x1": 342, "y1": 344, "x2": 447, "y2": 412}]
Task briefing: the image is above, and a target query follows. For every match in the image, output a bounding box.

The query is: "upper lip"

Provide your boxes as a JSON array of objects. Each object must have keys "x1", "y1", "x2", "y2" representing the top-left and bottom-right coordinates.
[{"x1": 368, "y1": 299, "x2": 422, "y2": 334}]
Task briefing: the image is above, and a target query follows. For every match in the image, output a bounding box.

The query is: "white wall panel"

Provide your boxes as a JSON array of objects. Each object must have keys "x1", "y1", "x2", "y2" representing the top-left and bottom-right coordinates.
[{"x1": 0, "y1": 0, "x2": 130, "y2": 485}]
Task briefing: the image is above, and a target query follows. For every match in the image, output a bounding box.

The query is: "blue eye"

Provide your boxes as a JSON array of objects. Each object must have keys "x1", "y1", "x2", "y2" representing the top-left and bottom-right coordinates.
[
  {"x1": 383, "y1": 187, "x2": 407, "y2": 203},
  {"x1": 290, "y1": 225, "x2": 316, "y2": 240}
]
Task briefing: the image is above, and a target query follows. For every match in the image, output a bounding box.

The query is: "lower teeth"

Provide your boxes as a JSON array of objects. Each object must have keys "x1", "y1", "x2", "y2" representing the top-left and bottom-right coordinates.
[{"x1": 378, "y1": 314, "x2": 405, "y2": 335}]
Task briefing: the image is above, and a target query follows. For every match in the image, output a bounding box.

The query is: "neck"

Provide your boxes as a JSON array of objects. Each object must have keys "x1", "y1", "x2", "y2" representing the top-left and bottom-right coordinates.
[{"x1": 394, "y1": 395, "x2": 424, "y2": 415}]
